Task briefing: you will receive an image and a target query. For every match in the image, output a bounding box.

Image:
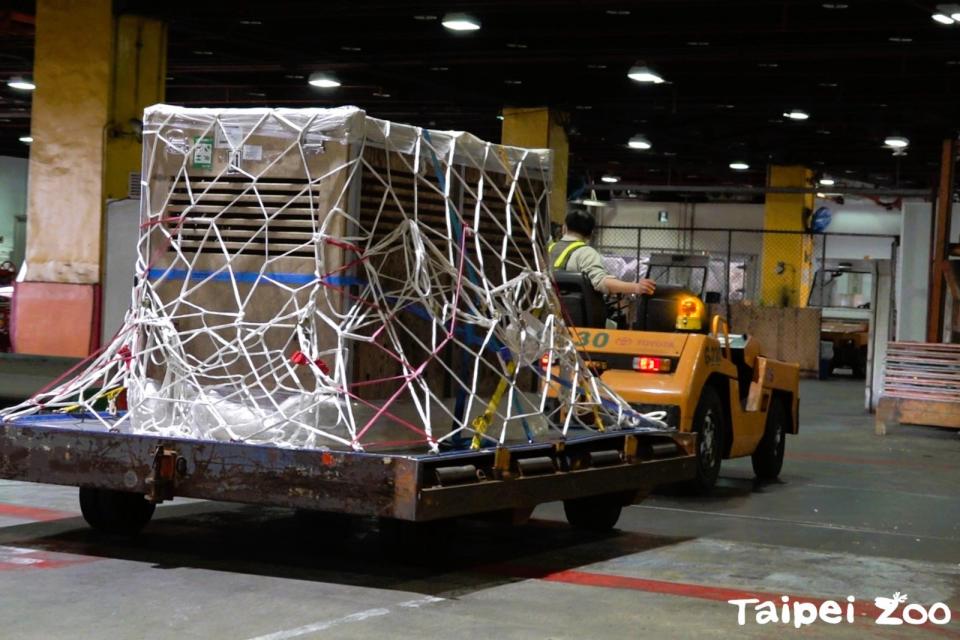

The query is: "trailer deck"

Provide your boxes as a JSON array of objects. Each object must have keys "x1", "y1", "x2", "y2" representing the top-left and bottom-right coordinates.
[{"x1": 0, "y1": 414, "x2": 695, "y2": 522}]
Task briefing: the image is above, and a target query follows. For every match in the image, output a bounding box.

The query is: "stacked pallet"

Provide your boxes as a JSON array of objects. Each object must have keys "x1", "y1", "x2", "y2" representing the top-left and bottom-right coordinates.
[{"x1": 876, "y1": 342, "x2": 960, "y2": 434}]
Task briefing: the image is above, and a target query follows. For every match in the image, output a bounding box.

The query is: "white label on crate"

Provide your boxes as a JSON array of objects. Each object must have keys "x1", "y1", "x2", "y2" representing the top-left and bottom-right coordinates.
[
  {"x1": 215, "y1": 125, "x2": 244, "y2": 149},
  {"x1": 242, "y1": 144, "x2": 263, "y2": 161}
]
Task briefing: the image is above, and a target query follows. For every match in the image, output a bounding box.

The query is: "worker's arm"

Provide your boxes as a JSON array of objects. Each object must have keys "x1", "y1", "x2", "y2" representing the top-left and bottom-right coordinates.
[
  {"x1": 602, "y1": 277, "x2": 657, "y2": 296},
  {"x1": 576, "y1": 247, "x2": 657, "y2": 296}
]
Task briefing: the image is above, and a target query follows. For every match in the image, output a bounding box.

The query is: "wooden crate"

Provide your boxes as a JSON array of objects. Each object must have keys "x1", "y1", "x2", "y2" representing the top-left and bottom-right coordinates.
[
  {"x1": 729, "y1": 303, "x2": 821, "y2": 376},
  {"x1": 875, "y1": 341, "x2": 960, "y2": 434}
]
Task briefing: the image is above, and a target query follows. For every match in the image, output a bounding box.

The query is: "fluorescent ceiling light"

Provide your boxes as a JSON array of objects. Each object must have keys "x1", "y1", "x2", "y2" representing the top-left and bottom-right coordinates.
[
  {"x1": 932, "y1": 13, "x2": 955, "y2": 24},
  {"x1": 729, "y1": 162, "x2": 750, "y2": 170},
  {"x1": 601, "y1": 175, "x2": 621, "y2": 183},
  {"x1": 884, "y1": 135, "x2": 910, "y2": 148},
  {"x1": 308, "y1": 72, "x2": 341, "y2": 88},
  {"x1": 628, "y1": 135, "x2": 652, "y2": 150},
  {"x1": 627, "y1": 64, "x2": 665, "y2": 84},
  {"x1": 18, "y1": 135, "x2": 32, "y2": 143},
  {"x1": 783, "y1": 110, "x2": 810, "y2": 120},
  {"x1": 581, "y1": 199, "x2": 606, "y2": 207},
  {"x1": 7, "y1": 77, "x2": 35, "y2": 91},
  {"x1": 819, "y1": 178, "x2": 835, "y2": 186},
  {"x1": 442, "y1": 13, "x2": 481, "y2": 31}
]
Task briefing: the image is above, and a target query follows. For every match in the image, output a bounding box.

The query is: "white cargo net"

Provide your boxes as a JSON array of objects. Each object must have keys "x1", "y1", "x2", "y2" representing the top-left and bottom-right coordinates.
[{"x1": 2, "y1": 105, "x2": 659, "y2": 452}]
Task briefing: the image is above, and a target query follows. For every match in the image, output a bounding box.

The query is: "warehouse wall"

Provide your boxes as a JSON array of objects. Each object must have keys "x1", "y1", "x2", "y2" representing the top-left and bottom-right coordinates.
[
  {"x1": 0, "y1": 156, "x2": 28, "y2": 265},
  {"x1": 606, "y1": 198, "x2": 902, "y2": 259}
]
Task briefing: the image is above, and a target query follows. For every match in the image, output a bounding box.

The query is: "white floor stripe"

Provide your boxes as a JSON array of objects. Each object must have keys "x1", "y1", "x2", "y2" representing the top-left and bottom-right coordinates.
[{"x1": 245, "y1": 596, "x2": 445, "y2": 640}]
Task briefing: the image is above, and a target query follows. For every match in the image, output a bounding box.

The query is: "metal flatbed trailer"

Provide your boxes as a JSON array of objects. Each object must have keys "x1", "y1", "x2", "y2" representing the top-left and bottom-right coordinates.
[{"x1": 0, "y1": 414, "x2": 695, "y2": 529}]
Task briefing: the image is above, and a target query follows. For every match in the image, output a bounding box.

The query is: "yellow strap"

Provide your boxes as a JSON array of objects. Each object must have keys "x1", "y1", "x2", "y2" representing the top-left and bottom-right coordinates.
[{"x1": 552, "y1": 241, "x2": 586, "y2": 269}]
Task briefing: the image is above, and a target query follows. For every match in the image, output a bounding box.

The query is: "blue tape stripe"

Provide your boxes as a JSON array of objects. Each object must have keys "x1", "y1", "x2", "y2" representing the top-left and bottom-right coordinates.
[{"x1": 146, "y1": 268, "x2": 363, "y2": 287}]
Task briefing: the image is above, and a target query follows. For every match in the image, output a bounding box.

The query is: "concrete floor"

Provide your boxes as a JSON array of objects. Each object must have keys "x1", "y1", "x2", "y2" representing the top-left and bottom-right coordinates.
[{"x1": 0, "y1": 378, "x2": 957, "y2": 639}]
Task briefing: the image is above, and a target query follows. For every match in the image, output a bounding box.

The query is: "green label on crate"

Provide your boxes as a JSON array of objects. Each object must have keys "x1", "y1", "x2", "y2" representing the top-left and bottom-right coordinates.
[{"x1": 192, "y1": 136, "x2": 214, "y2": 169}]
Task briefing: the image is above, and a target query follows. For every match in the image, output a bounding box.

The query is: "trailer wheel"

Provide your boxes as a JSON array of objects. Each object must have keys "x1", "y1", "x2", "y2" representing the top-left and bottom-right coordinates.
[
  {"x1": 563, "y1": 492, "x2": 627, "y2": 531},
  {"x1": 79, "y1": 487, "x2": 155, "y2": 535},
  {"x1": 689, "y1": 385, "x2": 724, "y2": 494},
  {"x1": 752, "y1": 398, "x2": 787, "y2": 480}
]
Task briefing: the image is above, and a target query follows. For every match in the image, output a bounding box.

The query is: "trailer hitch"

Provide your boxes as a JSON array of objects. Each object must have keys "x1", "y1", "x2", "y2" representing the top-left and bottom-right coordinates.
[{"x1": 145, "y1": 446, "x2": 185, "y2": 503}]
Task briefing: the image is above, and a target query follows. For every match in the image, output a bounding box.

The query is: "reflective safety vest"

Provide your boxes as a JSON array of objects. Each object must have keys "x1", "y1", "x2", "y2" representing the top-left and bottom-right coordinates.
[{"x1": 547, "y1": 240, "x2": 587, "y2": 270}]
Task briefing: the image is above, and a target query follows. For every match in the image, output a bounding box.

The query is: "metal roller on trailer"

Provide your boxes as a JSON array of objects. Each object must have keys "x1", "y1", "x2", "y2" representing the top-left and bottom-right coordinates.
[{"x1": 0, "y1": 416, "x2": 695, "y2": 534}]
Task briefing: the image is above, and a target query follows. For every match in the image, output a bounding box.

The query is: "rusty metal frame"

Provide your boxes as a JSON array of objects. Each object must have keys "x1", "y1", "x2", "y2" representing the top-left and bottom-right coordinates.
[{"x1": 0, "y1": 418, "x2": 696, "y2": 522}]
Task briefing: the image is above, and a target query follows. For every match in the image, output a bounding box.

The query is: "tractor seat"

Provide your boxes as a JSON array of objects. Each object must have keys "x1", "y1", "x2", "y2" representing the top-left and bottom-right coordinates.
[{"x1": 552, "y1": 271, "x2": 607, "y2": 329}]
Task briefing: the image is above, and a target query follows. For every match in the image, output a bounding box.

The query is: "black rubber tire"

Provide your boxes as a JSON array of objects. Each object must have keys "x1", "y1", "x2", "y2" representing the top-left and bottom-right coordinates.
[
  {"x1": 563, "y1": 492, "x2": 626, "y2": 531},
  {"x1": 752, "y1": 398, "x2": 788, "y2": 480},
  {"x1": 689, "y1": 385, "x2": 725, "y2": 494},
  {"x1": 79, "y1": 487, "x2": 156, "y2": 536}
]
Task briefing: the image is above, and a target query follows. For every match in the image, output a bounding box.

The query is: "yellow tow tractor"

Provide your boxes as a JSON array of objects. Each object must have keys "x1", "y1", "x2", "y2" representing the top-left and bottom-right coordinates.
[{"x1": 548, "y1": 254, "x2": 800, "y2": 493}]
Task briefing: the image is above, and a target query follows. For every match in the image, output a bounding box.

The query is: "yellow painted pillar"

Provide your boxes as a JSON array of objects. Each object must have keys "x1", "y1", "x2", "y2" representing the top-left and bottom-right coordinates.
[
  {"x1": 501, "y1": 107, "x2": 569, "y2": 224},
  {"x1": 105, "y1": 15, "x2": 168, "y2": 201},
  {"x1": 760, "y1": 166, "x2": 814, "y2": 307},
  {"x1": 14, "y1": 1, "x2": 166, "y2": 357}
]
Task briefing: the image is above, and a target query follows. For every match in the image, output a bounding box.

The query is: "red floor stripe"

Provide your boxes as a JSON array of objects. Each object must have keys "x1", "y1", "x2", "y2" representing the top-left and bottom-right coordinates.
[
  {"x1": 0, "y1": 502, "x2": 77, "y2": 522},
  {"x1": 485, "y1": 564, "x2": 960, "y2": 637}
]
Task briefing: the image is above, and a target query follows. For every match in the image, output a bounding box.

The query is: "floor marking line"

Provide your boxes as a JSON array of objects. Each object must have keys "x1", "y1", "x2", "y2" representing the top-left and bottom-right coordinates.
[
  {"x1": 0, "y1": 503, "x2": 77, "y2": 522},
  {"x1": 244, "y1": 596, "x2": 444, "y2": 640},
  {"x1": 630, "y1": 504, "x2": 960, "y2": 542},
  {"x1": 482, "y1": 563, "x2": 960, "y2": 637},
  {"x1": 804, "y1": 482, "x2": 957, "y2": 501}
]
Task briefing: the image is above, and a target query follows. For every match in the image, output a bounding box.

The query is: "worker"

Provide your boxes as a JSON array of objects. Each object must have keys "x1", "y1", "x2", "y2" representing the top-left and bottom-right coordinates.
[{"x1": 548, "y1": 209, "x2": 656, "y2": 296}]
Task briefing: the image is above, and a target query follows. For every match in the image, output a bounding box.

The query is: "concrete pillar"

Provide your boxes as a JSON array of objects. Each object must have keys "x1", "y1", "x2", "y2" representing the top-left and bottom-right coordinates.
[
  {"x1": 500, "y1": 107, "x2": 568, "y2": 224},
  {"x1": 760, "y1": 166, "x2": 814, "y2": 307},
  {"x1": 13, "y1": 1, "x2": 165, "y2": 357}
]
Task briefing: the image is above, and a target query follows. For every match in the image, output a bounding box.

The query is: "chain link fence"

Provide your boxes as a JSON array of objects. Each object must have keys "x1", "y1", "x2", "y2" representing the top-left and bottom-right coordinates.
[{"x1": 592, "y1": 225, "x2": 899, "y2": 375}]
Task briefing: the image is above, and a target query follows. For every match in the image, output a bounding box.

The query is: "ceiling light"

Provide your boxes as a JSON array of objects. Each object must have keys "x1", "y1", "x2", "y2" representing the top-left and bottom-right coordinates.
[
  {"x1": 341, "y1": 46, "x2": 362, "y2": 52},
  {"x1": 19, "y1": 135, "x2": 32, "y2": 143},
  {"x1": 506, "y1": 42, "x2": 528, "y2": 49},
  {"x1": 239, "y1": 19, "x2": 262, "y2": 25},
  {"x1": 687, "y1": 41, "x2": 710, "y2": 46},
  {"x1": 888, "y1": 36, "x2": 912, "y2": 43},
  {"x1": 7, "y1": 77, "x2": 35, "y2": 91},
  {"x1": 627, "y1": 64, "x2": 665, "y2": 84},
  {"x1": 581, "y1": 199, "x2": 607, "y2": 207},
  {"x1": 932, "y1": 13, "x2": 955, "y2": 24},
  {"x1": 601, "y1": 175, "x2": 621, "y2": 183},
  {"x1": 575, "y1": 105, "x2": 593, "y2": 110},
  {"x1": 192, "y1": 50, "x2": 214, "y2": 56},
  {"x1": 372, "y1": 91, "x2": 391, "y2": 98},
  {"x1": 586, "y1": 64, "x2": 608, "y2": 69},
  {"x1": 729, "y1": 162, "x2": 750, "y2": 170},
  {"x1": 817, "y1": 129, "x2": 832, "y2": 135},
  {"x1": 504, "y1": 79, "x2": 523, "y2": 85},
  {"x1": 628, "y1": 135, "x2": 652, "y2": 150},
  {"x1": 884, "y1": 135, "x2": 910, "y2": 148},
  {"x1": 821, "y1": 3, "x2": 848, "y2": 8},
  {"x1": 284, "y1": 74, "x2": 304, "y2": 80},
  {"x1": 413, "y1": 15, "x2": 437, "y2": 21},
  {"x1": 308, "y1": 72, "x2": 341, "y2": 88},
  {"x1": 605, "y1": 9, "x2": 631, "y2": 15},
  {"x1": 496, "y1": 115, "x2": 504, "y2": 121},
  {"x1": 783, "y1": 109, "x2": 810, "y2": 120},
  {"x1": 819, "y1": 178, "x2": 835, "y2": 186},
  {"x1": 430, "y1": 66, "x2": 449, "y2": 72},
  {"x1": 442, "y1": 12, "x2": 481, "y2": 31}
]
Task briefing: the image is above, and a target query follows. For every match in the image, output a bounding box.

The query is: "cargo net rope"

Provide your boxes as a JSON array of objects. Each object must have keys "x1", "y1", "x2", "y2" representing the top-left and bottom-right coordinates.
[{"x1": 1, "y1": 105, "x2": 662, "y2": 452}]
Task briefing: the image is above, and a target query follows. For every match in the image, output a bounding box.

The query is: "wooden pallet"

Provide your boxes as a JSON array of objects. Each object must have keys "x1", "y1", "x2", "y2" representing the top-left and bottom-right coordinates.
[{"x1": 875, "y1": 342, "x2": 960, "y2": 434}]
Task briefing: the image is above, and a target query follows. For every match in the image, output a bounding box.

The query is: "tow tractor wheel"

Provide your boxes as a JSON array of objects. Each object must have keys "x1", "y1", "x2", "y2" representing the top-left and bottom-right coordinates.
[
  {"x1": 690, "y1": 385, "x2": 724, "y2": 494},
  {"x1": 79, "y1": 487, "x2": 156, "y2": 535},
  {"x1": 752, "y1": 398, "x2": 788, "y2": 480},
  {"x1": 563, "y1": 491, "x2": 632, "y2": 531}
]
